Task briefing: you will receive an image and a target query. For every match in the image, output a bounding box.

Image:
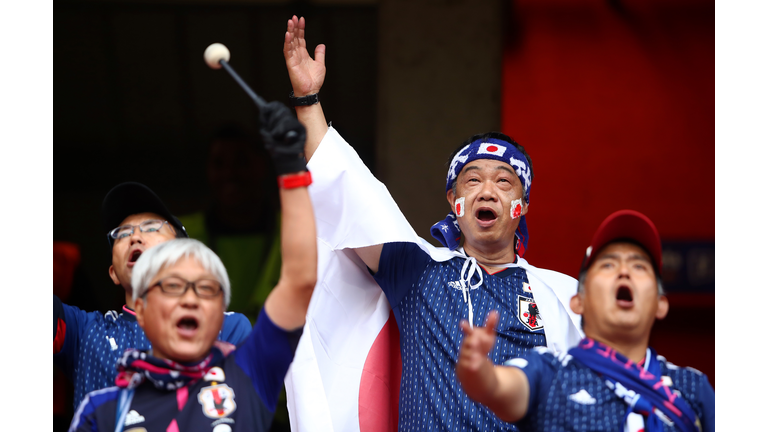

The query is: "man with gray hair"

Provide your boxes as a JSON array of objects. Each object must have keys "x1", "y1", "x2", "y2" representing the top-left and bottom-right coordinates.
[
  {"x1": 69, "y1": 101, "x2": 317, "y2": 432},
  {"x1": 456, "y1": 209, "x2": 715, "y2": 432},
  {"x1": 53, "y1": 182, "x2": 253, "y2": 412}
]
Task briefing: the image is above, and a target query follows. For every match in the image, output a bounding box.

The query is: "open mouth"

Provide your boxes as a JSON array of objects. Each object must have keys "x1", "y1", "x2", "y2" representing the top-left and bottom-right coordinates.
[
  {"x1": 128, "y1": 249, "x2": 142, "y2": 265},
  {"x1": 476, "y1": 208, "x2": 498, "y2": 222},
  {"x1": 177, "y1": 317, "x2": 199, "y2": 333},
  {"x1": 616, "y1": 285, "x2": 633, "y2": 305}
]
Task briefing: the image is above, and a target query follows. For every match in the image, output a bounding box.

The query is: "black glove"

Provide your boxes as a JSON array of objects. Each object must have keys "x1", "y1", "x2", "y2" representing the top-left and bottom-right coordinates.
[{"x1": 258, "y1": 100, "x2": 308, "y2": 175}]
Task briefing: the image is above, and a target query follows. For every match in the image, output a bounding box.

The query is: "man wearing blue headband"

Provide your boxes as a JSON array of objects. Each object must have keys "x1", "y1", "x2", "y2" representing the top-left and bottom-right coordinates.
[
  {"x1": 280, "y1": 16, "x2": 582, "y2": 432},
  {"x1": 437, "y1": 131, "x2": 534, "y2": 256}
]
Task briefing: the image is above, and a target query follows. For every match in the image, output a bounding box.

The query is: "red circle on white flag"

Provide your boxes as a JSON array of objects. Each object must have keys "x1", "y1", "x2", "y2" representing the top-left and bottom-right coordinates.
[{"x1": 487, "y1": 145, "x2": 498, "y2": 152}]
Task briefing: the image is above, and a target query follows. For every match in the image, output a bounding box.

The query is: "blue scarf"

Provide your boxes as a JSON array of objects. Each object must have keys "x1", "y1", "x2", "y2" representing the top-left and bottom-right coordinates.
[
  {"x1": 432, "y1": 137, "x2": 531, "y2": 254},
  {"x1": 431, "y1": 211, "x2": 528, "y2": 255},
  {"x1": 569, "y1": 338, "x2": 700, "y2": 432}
]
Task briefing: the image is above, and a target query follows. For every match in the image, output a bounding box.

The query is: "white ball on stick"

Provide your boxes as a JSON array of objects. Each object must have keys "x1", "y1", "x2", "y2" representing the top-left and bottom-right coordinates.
[{"x1": 204, "y1": 43, "x2": 231, "y2": 70}]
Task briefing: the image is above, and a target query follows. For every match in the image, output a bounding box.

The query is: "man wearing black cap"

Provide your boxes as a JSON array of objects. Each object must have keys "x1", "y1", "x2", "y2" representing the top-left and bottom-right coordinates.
[
  {"x1": 53, "y1": 182, "x2": 252, "y2": 412},
  {"x1": 456, "y1": 210, "x2": 715, "y2": 432}
]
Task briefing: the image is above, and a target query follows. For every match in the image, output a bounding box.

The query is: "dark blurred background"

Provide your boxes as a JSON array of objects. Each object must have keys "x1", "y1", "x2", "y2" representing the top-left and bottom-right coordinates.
[{"x1": 54, "y1": 0, "x2": 713, "y2": 428}]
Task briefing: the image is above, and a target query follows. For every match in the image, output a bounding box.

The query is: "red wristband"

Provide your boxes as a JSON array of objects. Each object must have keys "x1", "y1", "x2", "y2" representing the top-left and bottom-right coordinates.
[{"x1": 277, "y1": 171, "x2": 312, "y2": 189}]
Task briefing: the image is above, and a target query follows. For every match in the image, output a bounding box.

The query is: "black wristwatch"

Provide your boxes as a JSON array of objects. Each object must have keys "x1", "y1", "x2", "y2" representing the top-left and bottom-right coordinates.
[{"x1": 289, "y1": 90, "x2": 320, "y2": 107}]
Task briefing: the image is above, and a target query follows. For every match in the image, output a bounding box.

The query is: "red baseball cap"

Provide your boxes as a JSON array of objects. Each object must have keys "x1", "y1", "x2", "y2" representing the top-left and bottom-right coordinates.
[{"x1": 580, "y1": 210, "x2": 662, "y2": 274}]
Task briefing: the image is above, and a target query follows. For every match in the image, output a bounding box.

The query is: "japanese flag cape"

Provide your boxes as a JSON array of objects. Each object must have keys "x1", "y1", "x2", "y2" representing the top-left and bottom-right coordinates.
[{"x1": 284, "y1": 127, "x2": 584, "y2": 432}]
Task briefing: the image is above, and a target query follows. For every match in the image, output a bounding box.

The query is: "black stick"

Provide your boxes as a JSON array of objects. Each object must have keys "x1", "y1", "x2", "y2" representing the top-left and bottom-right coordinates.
[{"x1": 219, "y1": 59, "x2": 267, "y2": 110}]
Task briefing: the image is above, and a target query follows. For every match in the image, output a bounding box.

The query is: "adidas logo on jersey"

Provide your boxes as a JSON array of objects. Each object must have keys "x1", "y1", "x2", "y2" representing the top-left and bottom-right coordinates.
[
  {"x1": 124, "y1": 409, "x2": 146, "y2": 426},
  {"x1": 447, "y1": 280, "x2": 480, "y2": 292},
  {"x1": 447, "y1": 281, "x2": 462, "y2": 290},
  {"x1": 568, "y1": 389, "x2": 596, "y2": 405}
]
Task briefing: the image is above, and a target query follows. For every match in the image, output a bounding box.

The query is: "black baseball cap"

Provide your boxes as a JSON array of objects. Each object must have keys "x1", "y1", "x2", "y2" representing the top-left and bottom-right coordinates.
[
  {"x1": 579, "y1": 209, "x2": 662, "y2": 274},
  {"x1": 102, "y1": 182, "x2": 188, "y2": 247}
]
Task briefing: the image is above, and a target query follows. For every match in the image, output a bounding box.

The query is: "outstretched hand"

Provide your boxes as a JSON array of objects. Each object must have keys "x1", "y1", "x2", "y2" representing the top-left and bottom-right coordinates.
[
  {"x1": 457, "y1": 311, "x2": 500, "y2": 378},
  {"x1": 456, "y1": 310, "x2": 531, "y2": 423},
  {"x1": 284, "y1": 15, "x2": 326, "y2": 97}
]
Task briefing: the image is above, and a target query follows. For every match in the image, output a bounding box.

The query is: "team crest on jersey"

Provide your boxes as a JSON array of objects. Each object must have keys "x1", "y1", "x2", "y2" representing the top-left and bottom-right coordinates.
[
  {"x1": 204, "y1": 367, "x2": 226, "y2": 382},
  {"x1": 198, "y1": 383, "x2": 237, "y2": 419},
  {"x1": 517, "y1": 295, "x2": 543, "y2": 331}
]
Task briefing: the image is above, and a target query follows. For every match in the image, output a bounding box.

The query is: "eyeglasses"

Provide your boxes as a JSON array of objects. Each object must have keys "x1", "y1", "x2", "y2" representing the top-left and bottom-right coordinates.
[
  {"x1": 108, "y1": 219, "x2": 170, "y2": 242},
  {"x1": 148, "y1": 277, "x2": 223, "y2": 299}
]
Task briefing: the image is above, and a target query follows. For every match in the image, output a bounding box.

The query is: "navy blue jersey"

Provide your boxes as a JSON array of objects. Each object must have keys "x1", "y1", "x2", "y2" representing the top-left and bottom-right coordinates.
[
  {"x1": 374, "y1": 242, "x2": 547, "y2": 431},
  {"x1": 70, "y1": 309, "x2": 301, "y2": 432},
  {"x1": 511, "y1": 347, "x2": 715, "y2": 432},
  {"x1": 53, "y1": 295, "x2": 252, "y2": 410}
]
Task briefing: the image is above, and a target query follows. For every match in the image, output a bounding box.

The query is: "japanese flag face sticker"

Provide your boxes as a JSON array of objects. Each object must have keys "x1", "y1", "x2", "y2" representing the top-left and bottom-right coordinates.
[
  {"x1": 511, "y1": 198, "x2": 523, "y2": 220},
  {"x1": 455, "y1": 197, "x2": 465, "y2": 217}
]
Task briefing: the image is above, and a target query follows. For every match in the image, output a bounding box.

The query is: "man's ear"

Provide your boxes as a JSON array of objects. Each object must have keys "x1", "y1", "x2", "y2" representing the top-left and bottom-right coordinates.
[
  {"x1": 447, "y1": 189, "x2": 455, "y2": 209},
  {"x1": 656, "y1": 295, "x2": 669, "y2": 320},
  {"x1": 109, "y1": 265, "x2": 120, "y2": 286},
  {"x1": 521, "y1": 200, "x2": 529, "y2": 216},
  {"x1": 135, "y1": 297, "x2": 146, "y2": 328},
  {"x1": 570, "y1": 293, "x2": 584, "y2": 315}
]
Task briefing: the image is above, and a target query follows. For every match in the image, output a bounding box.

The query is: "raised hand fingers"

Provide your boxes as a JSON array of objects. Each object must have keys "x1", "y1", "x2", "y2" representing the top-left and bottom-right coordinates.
[
  {"x1": 460, "y1": 319, "x2": 473, "y2": 335},
  {"x1": 298, "y1": 16, "x2": 306, "y2": 45},
  {"x1": 483, "y1": 310, "x2": 500, "y2": 336},
  {"x1": 459, "y1": 320, "x2": 481, "y2": 359},
  {"x1": 284, "y1": 18, "x2": 296, "y2": 52},
  {"x1": 314, "y1": 44, "x2": 326, "y2": 66}
]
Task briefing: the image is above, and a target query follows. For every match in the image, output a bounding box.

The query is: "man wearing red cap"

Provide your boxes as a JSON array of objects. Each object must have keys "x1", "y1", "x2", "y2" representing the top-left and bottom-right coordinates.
[{"x1": 456, "y1": 210, "x2": 715, "y2": 432}]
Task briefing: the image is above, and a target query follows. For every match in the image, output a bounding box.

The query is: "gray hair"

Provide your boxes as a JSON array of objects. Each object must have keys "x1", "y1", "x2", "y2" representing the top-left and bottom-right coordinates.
[
  {"x1": 132, "y1": 238, "x2": 231, "y2": 308},
  {"x1": 577, "y1": 271, "x2": 665, "y2": 296}
]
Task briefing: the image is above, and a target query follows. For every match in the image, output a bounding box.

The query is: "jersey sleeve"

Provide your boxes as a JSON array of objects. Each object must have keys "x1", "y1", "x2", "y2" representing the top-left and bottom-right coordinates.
[
  {"x1": 220, "y1": 311, "x2": 252, "y2": 346},
  {"x1": 504, "y1": 349, "x2": 558, "y2": 421},
  {"x1": 233, "y1": 308, "x2": 303, "y2": 412},
  {"x1": 697, "y1": 374, "x2": 715, "y2": 432},
  {"x1": 373, "y1": 242, "x2": 431, "y2": 307},
  {"x1": 69, "y1": 387, "x2": 119, "y2": 432},
  {"x1": 54, "y1": 295, "x2": 93, "y2": 381}
]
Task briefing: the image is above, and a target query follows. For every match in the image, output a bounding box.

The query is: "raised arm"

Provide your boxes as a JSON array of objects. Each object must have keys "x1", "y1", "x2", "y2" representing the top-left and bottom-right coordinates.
[
  {"x1": 456, "y1": 311, "x2": 531, "y2": 423},
  {"x1": 258, "y1": 101, "x2": 317, "y2": 331},
  {"x1": 283, "y1": 15, "x2": 383, "y2": 273},
  {"x1": 284, "y1": 15, "x2": 327, "y2": 161}
]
